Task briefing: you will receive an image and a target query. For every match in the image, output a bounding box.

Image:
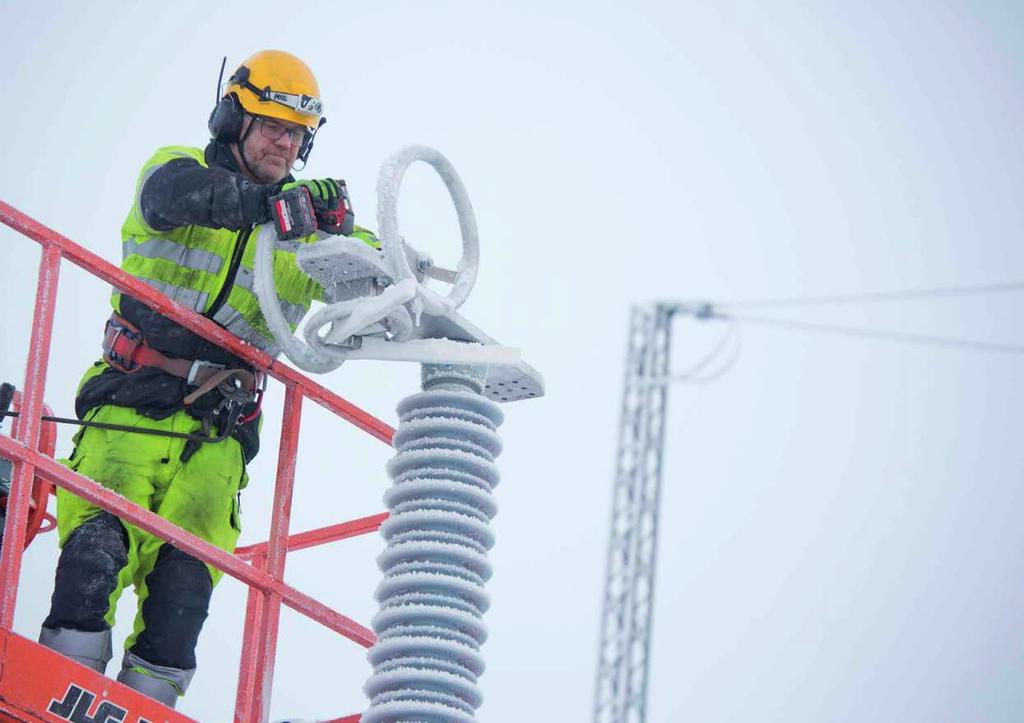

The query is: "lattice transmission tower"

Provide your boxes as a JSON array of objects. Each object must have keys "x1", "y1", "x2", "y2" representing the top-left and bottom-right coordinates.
[{"x1": 593, "y1": 303, "x2": 676, "y2": 723}]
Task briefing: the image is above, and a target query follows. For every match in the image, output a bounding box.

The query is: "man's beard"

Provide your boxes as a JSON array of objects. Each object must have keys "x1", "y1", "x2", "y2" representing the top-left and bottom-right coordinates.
[
  {"x1": 247, "y1": 153, "x2": 289, "y2": 184},
  {"x1": 239, "y1": 141, "x2": 289, "y2": 184}
]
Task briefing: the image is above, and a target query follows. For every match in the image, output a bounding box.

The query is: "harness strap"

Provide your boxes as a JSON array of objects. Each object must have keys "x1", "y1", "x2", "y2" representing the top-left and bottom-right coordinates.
[
  {"x1": 183, "y1": 368, "x2": 250, "y2": 406},
  {"x1": 102, "y1": 313, "x2": 260, "y2": 405}
]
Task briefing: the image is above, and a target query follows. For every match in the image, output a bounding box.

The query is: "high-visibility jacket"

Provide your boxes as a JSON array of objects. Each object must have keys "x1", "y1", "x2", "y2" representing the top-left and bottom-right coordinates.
[
  {"x1": 76, "y1": 141, "x2": 375, "y2": 462},
  {"x1": 117, "y1": 144, "x2": 322, "y2": 356}
]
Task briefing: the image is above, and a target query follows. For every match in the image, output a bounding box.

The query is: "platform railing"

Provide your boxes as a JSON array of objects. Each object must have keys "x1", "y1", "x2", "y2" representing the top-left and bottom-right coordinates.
[{"x1": 0, "y1": 200, "x2": 394, "y2": 722}]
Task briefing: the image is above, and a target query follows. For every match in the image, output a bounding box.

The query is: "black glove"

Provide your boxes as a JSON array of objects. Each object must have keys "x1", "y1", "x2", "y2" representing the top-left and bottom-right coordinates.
[
  {"x1": 268, "y1": 185, "x2": 318, "y2": 240},
  {"x1": 282, "y1": 179, "x2": 354, "y2": 235}
]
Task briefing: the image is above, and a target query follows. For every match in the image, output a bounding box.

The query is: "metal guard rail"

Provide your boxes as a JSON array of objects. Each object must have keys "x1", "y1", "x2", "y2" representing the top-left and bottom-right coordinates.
[{"x1": 0, "y1": 199, "x2": 395, "y2": 722}]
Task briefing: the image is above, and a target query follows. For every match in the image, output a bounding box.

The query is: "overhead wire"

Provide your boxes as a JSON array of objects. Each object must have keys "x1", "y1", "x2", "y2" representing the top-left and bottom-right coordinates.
[
  {"x1": 650, "y1": 281, "x2": 1024, "y2": 385},
  {"x1": 668, "y1": 318, "x2": 743, "y2": 383},
  {"x1": 714, "y1": 280, "x2": 1024, "y2": 311},
  {"x1": 642, "y1": 317, "x2": 743, "y2": 386},
  {"x1": 714, "y1": 312, "x2": 1024, "y2": 356},
  {"x1": 678, "y1": 331, "x2": 743, "y2": 383}
]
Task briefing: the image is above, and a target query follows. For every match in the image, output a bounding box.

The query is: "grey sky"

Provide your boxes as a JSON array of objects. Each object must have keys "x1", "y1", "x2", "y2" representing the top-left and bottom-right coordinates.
[{"x1": 1, "y1": 1, "x2": 1022, "y2": 721}]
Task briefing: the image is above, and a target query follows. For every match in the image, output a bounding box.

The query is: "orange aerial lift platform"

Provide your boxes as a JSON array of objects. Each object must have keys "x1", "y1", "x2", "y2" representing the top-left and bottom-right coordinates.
[{"x1": 0, "y1": 145, "x2": 544, "y2": 723}]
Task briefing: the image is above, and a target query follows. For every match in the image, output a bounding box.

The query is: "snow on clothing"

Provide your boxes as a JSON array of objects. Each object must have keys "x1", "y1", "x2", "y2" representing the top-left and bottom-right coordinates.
[
  {"x1": 118, "y1": 143, "x2": 325, "y2": 355},
  {"x1": 45, "y1": 404, "x2": 244, "y2": 680},
  {"x1": 41, "y1": 140, "x2": 361, "y2": 697}
]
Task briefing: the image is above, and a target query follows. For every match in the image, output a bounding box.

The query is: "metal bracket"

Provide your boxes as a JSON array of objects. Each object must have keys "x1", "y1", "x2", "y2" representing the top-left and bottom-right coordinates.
[
  {"x1": 298, "y1": 241, "x2": 542, "y2": 402},
  {"x1": 255, "y1": 146, "x2": 545, "y2": 403}
]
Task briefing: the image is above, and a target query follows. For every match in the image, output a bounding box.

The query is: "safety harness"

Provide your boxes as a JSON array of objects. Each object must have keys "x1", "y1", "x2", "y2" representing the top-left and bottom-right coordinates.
[{"x1": 102, "y1": 313, "x2": 265, "y2": 459}]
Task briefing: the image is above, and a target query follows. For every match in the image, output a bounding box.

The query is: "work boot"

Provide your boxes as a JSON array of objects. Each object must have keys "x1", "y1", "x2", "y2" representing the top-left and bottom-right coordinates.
[
  {"x1": 116, "y1": 650, "x2": 194, "y2": 708},
  {"x1": 38, "y1": 626, "x2": 113, "y2": 673}
]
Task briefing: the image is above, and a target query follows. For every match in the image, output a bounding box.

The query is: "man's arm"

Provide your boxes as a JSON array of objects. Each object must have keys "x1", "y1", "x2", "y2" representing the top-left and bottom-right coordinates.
[{"x1": 140, "y1": 157, "x2": 274, "y2": 231}]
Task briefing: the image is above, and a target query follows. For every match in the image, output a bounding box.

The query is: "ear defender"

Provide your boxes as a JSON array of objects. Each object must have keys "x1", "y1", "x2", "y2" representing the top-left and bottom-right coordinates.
[
  {"x1": 208, "y1": 56, "x2": 326, "y2": 165},
  {"x1": 208, "y1": 93, "x2": 245, "y2": 143}
]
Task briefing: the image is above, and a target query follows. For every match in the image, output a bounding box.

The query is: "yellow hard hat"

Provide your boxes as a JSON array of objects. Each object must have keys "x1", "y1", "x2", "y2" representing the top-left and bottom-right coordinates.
[{"x1": 226, "y1": 49, "x2": 323, "y2": 130}]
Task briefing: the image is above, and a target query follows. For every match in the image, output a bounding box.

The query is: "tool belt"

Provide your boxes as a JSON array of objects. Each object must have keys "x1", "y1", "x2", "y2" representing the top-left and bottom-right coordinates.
[{"x1": 102, "y1": 313, "x2": 265, "y2": 449}]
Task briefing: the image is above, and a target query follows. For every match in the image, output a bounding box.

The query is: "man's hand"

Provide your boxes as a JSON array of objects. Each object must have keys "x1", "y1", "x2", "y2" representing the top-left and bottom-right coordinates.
[
  {"x1": 351, "y1": 227, "x2": 382, "y2": 250},
  {"x1": 268, "y1": 185, "x2": 318, "y2": 240},
  {"x1": 282, "y1": 179, "x2": 354, "y2": 236}
]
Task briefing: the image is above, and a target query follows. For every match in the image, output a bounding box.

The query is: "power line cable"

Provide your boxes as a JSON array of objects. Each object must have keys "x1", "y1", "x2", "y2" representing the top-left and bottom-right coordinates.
[
  {"x1": 642, "y1": 318, "x2": 743, "y2": 385},
  {"x1": 720, "y1": 312, "x2": 1024, "y2": 356},
  {"x1": 715, "y1": 281, "x2": 1024, "y2": 311},
  {"x1": 675, "y1": 328, "x2": 743, "y2": 384}
]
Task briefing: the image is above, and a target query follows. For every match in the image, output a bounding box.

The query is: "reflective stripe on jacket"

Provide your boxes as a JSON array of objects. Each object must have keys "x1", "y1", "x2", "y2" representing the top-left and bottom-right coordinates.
[{"x1": 116, "y1": 145, "x2": 322, "y2": 356}]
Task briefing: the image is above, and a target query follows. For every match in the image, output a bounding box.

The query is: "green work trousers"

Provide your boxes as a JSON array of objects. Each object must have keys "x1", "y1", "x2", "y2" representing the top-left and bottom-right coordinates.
[{"x1": 58, "y1": 404, "x2": 246, "y2": 649}]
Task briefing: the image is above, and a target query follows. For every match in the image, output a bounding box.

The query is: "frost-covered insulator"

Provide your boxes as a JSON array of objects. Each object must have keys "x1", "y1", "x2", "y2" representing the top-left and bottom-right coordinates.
[{"x1": 363, "y1": 370, "x2": 504, "y2": 723}]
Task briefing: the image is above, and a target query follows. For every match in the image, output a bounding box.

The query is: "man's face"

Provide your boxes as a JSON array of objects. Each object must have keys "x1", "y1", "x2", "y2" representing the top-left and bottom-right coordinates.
[{"x1": 234, "y1": 115, "x2": 307, "y2": 184}]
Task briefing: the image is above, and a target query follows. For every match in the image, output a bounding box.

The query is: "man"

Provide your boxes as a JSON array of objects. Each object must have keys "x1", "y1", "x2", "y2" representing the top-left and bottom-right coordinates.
[{"x1": 38, "y1": 49, "x2": 376, "y2": 707}]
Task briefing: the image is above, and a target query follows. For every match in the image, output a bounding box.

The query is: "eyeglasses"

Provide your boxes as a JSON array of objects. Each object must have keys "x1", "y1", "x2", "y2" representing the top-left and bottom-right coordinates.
[{"x1": 254, "y1": 116, "x2": 308, "y2": 146}]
